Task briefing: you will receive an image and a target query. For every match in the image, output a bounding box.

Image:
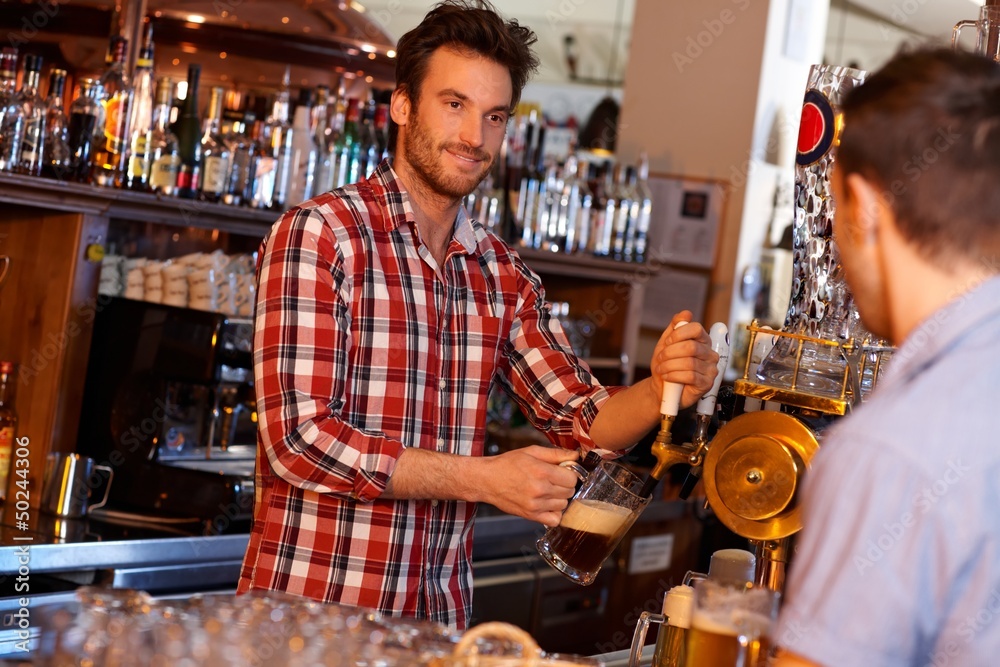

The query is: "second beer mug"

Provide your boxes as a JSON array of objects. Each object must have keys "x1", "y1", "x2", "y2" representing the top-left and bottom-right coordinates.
[
  {"x1": 684, "y1": 579, "x2": 779, "y2": 667},
  {"x1": 536, "y1": 460, "x2": 650, "y2": 585}
]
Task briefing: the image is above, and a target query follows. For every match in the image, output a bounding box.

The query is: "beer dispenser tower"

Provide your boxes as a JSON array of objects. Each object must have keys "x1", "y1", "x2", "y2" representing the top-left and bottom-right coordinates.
[{"x1": 647, "y1": 62, "x2": 894, "y2": 594}]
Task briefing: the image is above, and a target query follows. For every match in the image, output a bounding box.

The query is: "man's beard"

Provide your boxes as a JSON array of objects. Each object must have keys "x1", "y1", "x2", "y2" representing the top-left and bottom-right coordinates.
[{"x1": 402, "y1": 107, "x2": 495, "y2": 200}]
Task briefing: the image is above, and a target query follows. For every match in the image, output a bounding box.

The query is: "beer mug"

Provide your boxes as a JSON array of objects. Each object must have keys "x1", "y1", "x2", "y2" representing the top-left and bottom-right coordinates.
[
  {"x1": 684, "y1": 580, "x2": 779, "y2": 667},
  {"x1": 536, "y1": 460, "x2": 651, "y2": 585},
  {"x1": 953, "y1": 6, "x2": 1000, "y2": 62}
]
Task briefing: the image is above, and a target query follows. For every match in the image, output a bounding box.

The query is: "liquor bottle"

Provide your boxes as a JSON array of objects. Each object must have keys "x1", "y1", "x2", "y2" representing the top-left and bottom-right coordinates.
[
  {"x1": 222, "y1": 108, "x2": 254, "y2": 206},
  {"x1": 0, "y1": 49, "x2": 23, "y2": 173},
  {"x1": 610, "y1": 164, "x2": 632, "y2": 261},
  {"x1": 0, "y1": 361, "x2": 19, "y2": 503},
  {"x1": 285, "y1": 94, "x2": 318, "y2": 207},
  {"x1": 593, "y1": 162, "x2": 617, "y2": 257},
  {"x1": 148, "y1": 77, "x2": 180, "y2": 195},
  {"x1": 333, "y1": 97, "x2": 360, "y2": 188},
  {"x1": 558, "y1": 155, "x2": 591, "y2": 254},
  {"x1": 174, "y1": 64, "x2": 202, "y2": 198},
  {"x1": 200, "y1": 86, "x2": 232, "y2": 202},
  {"x1": 632, "y1": 153, "x2": 653, "y2": 263},
  {"x1": 43, "y1": 68, "x2": 71, "y2": 180},
  {"x1": 0, "y1": 48, "x2": 17, "y2": 130},
  {"x1": 67, "y1": 78, "x2": 102, "y2": 182},
  {"x1": 15, "y1": 54, "x2": 45, "y2": 176},
  {"x1": 92, "y1": 36, "x2": 132, "y2": 187},
  {"x1": 247, "y1": 118, "x2": 277, "y2": 209},
  {"x1": 311, "y1": 85, "x2": 336, "y2": 195},
  {"x1": 126, "y1": 24, "x2": 155, "y2": 191},
  {"x1": 267, "y1": 67, "x2": 294, "y2": 210}
]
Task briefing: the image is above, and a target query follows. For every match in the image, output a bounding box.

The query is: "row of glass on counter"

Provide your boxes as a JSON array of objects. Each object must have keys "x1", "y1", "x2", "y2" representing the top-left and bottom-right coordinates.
[
  {"x1": 38, "y1": 587, "x2": 599, "y2": 666},
  {"x1": 99, "y1": 249, "x2": 256, "y2": 317}
]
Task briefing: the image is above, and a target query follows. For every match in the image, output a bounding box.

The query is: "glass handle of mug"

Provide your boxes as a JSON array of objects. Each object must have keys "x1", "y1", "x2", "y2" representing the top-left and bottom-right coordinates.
[
  {"x1": 953, "y1": 19, "x2": 978, "y2": 50},
  {"x1": 629, "y1": 612, "x2": 665, "y2": 667},
  {"x1": 88, "y1": 465, "x2": 115, "y2": 513},
  {"x1": 0, "y1": 256, "x2": 9, "y2": 288},
  {"x1": 558, "y1": 460, "x2": 589, "y2": 483}
]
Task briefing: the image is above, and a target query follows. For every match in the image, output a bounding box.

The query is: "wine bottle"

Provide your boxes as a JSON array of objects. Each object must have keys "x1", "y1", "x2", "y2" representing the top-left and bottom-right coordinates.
[
  {"x1": 200, "y1": 85, "x2": 232, "y2": 202},
  {"x1": 126, "y1": 23, "x2": 155, "y2": 191},
  {"x1": 148, "y1": 77, "x2": 180, "y2": 195},
  {"x1": 174, "y1": 64, "x2": 202, "y2": 198},
  {"x1": 92, "y1": 36, "x2": 132, "y2": 187}
]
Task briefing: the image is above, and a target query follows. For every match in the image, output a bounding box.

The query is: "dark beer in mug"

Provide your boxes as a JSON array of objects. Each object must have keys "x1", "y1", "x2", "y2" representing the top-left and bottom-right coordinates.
[{"x1": 545, "y1": 498, "x2": 633, "y2": 573}]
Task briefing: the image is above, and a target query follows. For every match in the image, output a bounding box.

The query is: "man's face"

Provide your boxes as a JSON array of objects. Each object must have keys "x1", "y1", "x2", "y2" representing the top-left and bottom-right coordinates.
[
  {"x1": 393, "y1": 46, "x2": 513, "y2": 200},
  {"x1": 831, "y1": 169, "x2": 891, "y2": 340}
]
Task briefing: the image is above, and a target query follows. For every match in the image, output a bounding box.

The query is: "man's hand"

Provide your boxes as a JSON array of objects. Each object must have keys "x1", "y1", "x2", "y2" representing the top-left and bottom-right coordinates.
[
  {"x1": 649, "y1": 310, "x2": 719, "y2": 410},
  {"x1": 478, "y1": 446, "x2": 580, "y2": 526}
]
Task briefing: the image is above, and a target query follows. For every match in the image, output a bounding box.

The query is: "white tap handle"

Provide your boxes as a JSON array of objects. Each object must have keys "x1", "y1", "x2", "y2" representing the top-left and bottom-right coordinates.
[
  {"x1": 696, "y1": 322, "x2": 730, "y2": 417},
  {"x1": 660, "y1": 320, "x2": 688, "y2": 417}
]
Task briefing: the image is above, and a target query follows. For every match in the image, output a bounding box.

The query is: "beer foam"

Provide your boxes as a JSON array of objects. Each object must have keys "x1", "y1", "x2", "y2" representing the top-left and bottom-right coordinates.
[
  {"x1": 559, "y1": 499, "x2": 633, "y2": 536},
  {"x1": 692, "y1": 609, "x2": 772, "y2": 638}
]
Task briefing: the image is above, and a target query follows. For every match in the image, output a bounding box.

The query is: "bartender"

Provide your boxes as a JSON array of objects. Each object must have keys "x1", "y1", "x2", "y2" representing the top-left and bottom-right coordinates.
[{"x1": 238, "y1": 0, "x2": 718, "y2": 629}]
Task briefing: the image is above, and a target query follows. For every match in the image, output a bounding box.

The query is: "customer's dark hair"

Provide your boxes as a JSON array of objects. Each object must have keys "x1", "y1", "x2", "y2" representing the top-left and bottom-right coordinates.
[
  {"x1": 838, "y1": 47, "x2": 1000, "y2": 265},
  {"x1": 389, "y1": 0, "x2": 539, "y2": 151}
]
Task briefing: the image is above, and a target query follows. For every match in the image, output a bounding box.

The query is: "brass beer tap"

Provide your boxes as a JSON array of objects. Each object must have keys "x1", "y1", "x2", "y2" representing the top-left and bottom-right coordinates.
[{"x1": 640, "y1": 322, "x2": 730, "y2": 497}]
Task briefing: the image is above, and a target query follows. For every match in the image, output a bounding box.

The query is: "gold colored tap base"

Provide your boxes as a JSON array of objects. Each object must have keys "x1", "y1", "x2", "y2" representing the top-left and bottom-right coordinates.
[{"x1": 649, "y1": 415, "x2": 693, "y2": 482}]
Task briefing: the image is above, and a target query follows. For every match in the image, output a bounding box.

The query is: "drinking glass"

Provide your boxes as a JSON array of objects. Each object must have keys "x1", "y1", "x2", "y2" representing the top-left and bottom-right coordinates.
[
  {"x1": 684, "y1": 580, "x2": 779, "y2": 667},
  {"x1": 536, "y1": 461, "x2": 650, "y2": 585}
]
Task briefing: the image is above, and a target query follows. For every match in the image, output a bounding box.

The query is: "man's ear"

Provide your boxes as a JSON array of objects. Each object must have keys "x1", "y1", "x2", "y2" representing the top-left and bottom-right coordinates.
[
  {"x1": 843, "y1": 172, "x2": 887, "y2": 246},
  {"x1": 390, "y1": 87, "x2": 411, "y2": 129}
]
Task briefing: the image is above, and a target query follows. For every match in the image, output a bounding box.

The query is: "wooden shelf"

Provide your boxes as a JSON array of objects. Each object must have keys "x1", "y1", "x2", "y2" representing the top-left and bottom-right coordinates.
[{"x1": 0, "y1": 173, "x2": 276, "y2": 237}]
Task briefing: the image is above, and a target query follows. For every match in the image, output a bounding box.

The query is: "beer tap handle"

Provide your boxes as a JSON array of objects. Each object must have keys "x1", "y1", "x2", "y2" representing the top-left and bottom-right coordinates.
[
  {"x1": 678, "y1": 467, "x2": 701, "y2": 500},
  {"x1": 696, "y1": 322, "x2": 731, "y2": 417},
  {"x1": 659, "y1": 320, "x2": 689, "y2": 418}
]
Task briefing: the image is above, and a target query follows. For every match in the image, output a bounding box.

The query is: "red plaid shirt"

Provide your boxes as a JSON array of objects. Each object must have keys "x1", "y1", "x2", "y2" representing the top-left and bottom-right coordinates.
[{"x1": 238, "y1": 160, "x2": 619, "y2": 628}]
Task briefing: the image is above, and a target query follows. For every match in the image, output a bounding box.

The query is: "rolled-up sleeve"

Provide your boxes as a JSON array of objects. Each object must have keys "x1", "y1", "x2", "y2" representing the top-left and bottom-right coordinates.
[
  {"x1": 495, "y1": 254, "x2": 627, "y2": 456},
  {"x1": 254, "y1": 207, "x2": 404, "y2": 501}
]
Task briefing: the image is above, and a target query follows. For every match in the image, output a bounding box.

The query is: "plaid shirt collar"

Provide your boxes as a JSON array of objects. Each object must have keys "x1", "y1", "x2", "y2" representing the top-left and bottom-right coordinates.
[{"x1": 368, "y1": 159, "x2": 479, "y2": 256}]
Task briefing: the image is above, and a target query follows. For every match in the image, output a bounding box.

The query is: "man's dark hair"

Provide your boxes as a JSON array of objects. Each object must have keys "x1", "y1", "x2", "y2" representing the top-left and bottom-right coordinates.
[
  {"x1": 388, "y1": 0, "x2": 539, "y2": 151},
  {"x1": 838, "y1": 47, "x2": 1000, "y2": 265}
]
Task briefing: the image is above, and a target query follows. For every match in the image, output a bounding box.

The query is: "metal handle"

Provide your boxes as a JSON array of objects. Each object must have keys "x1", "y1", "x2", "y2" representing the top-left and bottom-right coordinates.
[
  {"x1": 953, "y1": 19, "x2": 978, "y2": 49},
  {"x1": 88, "y1": 464, "x2": 115, "y2": 513},
  {"x1": 628, "y1": 611, "x2": 665, "y2": 667},
  {"x1": 660, "y1": 321, "x2": 689, "y2": 417}
]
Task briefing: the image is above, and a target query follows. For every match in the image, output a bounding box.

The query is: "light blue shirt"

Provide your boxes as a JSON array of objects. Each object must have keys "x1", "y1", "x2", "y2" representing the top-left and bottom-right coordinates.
[{"x1": 776, "y1": 274, "x2": 1000, "y2": 666}]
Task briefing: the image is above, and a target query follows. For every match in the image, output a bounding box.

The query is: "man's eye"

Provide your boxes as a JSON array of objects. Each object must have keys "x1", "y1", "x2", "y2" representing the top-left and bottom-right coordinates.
[{"x1": 449, "y1": 101, "x2": 462, "y2": 109}]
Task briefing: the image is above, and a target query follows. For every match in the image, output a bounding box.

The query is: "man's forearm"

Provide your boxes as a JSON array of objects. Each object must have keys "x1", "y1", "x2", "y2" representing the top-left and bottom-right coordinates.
[
  {"x1": 588, "y1": 377, "x2": 661, "y2": 450},
  {"x1": 381, "y1": 448, "x2": 484, "y2": 501}
]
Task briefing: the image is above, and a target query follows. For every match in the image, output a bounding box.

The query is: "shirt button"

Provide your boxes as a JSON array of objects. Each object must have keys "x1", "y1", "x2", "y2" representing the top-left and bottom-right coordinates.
[
  {"x1": 438, "y1": 378, "x2": 447, "y2": 390},
  {"x1": 436, "y1": 438, "x2": 445, "y2": 448},
  {"x1": 430, "y1": 499, "x2": 439, "y2": 508}
]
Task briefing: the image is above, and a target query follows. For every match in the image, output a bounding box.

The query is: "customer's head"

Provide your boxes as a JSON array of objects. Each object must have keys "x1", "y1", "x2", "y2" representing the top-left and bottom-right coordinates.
[
  {"x1": 389, "y1": 0, "x2": 539, "y2": 152},
  {"x1": 837, "y1": 47, "x2": 1000, "y2": 266}
]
